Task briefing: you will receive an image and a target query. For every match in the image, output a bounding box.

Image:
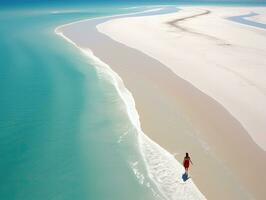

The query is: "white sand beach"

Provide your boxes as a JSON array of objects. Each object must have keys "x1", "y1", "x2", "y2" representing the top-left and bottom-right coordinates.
[
  {"x1": 56, "y1": 6, "x2": 266, "y2": 200},
  {"x1": 98, "y1": 6, "x2": 266, "y2": 151}
]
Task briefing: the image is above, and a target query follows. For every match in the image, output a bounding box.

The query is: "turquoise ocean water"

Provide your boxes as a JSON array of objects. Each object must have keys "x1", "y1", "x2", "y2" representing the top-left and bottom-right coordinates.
[
  {"x1": 0, "y1": 5, "x2": 161, "y2": 200},
  {"x1": 1, "y1": 2, "x2": 266, "y2": 200}
]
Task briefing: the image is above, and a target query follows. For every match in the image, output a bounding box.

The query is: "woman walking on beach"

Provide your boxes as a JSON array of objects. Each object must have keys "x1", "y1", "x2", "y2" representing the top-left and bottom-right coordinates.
[{"x1": 183, "y1": 153, "x2": 193, "y2": 174}]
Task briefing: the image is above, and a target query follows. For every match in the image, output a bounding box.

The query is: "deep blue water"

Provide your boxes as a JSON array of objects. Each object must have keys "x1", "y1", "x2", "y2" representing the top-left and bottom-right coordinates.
[{"x1": 1, "y1": 0, "x2": 266, "y2": 9}]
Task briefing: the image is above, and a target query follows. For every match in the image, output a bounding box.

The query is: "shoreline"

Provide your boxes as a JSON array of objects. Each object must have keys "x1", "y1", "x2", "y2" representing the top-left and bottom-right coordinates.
[
  {"x1": 55, "y1": 7, "x2": 206, "y2": 200},
  {"x1": 56, "y1": 6, "x2": 266, "y2": 200},
  {"x1": 98, "y1": 6, "x2": 266, "y2": 152}
]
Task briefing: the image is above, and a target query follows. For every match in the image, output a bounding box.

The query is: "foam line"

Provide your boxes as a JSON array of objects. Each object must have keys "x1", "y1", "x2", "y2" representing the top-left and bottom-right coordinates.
[{"x1": 55, "y1": 6, "x2": 207, "y2": 200}]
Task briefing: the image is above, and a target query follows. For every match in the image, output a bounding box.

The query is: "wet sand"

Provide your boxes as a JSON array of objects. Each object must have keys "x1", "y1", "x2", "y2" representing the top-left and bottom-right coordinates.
[{"x1": 56, "y1": 6, "x2": 266, "y2": 200}]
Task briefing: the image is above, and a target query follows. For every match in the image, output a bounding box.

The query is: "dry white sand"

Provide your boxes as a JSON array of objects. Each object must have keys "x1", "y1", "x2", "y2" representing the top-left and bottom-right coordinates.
[
  {"x1": 57, "y1": 6, "x2": 266, "y2": 200},
  {"x1": 96, "y1": 6, "x2": 266, "y2": 199},
  {"x1": 98, "y1": 6, "x2": 266, "y2": 151}
]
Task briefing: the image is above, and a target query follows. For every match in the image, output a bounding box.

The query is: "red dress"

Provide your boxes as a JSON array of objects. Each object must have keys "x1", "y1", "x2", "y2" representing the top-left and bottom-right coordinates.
[{"x1": 183, "y1": 158, "x2": 190, "y2": 169}]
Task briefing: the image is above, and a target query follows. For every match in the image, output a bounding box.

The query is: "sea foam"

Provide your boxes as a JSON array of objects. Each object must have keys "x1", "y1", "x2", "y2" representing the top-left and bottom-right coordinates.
[
  {"x1": 80, "y1": 48, "x2": 206, "y2": 200},
  {"x1": 55, "y1": 7, "x2": 207, "y2": 200}
]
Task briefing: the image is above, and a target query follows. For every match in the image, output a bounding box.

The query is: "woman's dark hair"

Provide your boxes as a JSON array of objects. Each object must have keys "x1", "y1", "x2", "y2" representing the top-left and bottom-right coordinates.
[{"x1": 186, "y1": 152, "x2": 189, "y2": 157}]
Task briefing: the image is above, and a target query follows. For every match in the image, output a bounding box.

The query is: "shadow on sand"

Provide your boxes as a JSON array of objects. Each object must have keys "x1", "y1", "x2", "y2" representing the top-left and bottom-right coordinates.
[{"x1": 182, "y1": 173, "x2": 190, "y2": 182}]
